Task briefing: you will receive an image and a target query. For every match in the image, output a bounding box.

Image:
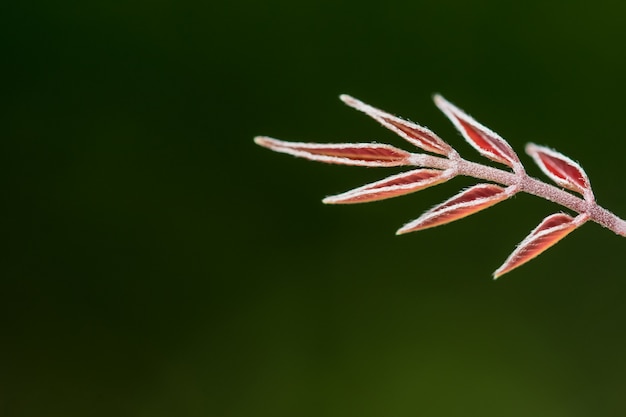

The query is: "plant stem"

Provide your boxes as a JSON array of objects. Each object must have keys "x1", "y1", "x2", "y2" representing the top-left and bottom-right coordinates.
[{"x1": 408, "y1": 153, "x2": 626, "y2": 236}]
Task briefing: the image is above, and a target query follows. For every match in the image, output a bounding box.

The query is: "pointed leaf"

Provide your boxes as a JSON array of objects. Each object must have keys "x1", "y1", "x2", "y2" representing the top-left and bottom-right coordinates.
[
  {"x1": 323, "y1": 169, "x2": 452, "y2": 204},
  {"x1": 525, "y1": 143, "x2": 593, "y2": 199},
  {"x1": 434, "y1": 95, "x2": 521, "y2": 168},
  {"x1": 494, "y1": 213, "x2": 586, "y2": 278},
  {"x1": 397, "y1": 183, "x2": 514, "y2": 234},
  {"x1": 340, "y1": 95, "x2": 454, "y2": 156},
  {"x1": 254, "y1": 136, "x2": 410, "y2": 167}
]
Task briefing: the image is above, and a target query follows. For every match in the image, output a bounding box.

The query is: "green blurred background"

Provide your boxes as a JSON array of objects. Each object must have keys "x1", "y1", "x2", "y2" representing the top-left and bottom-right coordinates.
[{"x1": 3, "y1": 1, "x2": 626, "y2": 416}]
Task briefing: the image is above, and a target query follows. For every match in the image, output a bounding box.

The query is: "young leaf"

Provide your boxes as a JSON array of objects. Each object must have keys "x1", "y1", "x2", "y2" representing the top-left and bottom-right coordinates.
[
  {"x1": 323, "y1": 169, "x2": 452, "y2": 204},
  {"x1": 434, "y1": 95, "x2": 521, "y2": 169},
  {"x1": 340, "y1": 95, "x2": 454, "y2": 156},
  {"x1": 525, "y1": 143, "x2": 593, "y2": 200},
  {"x1": 254, "y1": 136, "x2": 411, "y2": 167},
  {"x1": 397, "y1": 183, "x2": 514, "y2": 234},
  {"x1": 494, "y1": 213, "x2": 587, "y2": 278}
]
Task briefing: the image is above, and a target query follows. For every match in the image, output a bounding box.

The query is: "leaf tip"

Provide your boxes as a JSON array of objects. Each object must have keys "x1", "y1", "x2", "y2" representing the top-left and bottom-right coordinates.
[
  {"x1": 432, "y1": 93, "x2": 447, "y2": 107},
  {"x1": 524, "y1": 142, "x2": 538, "y2": 151},
  {"x1": 395, "y1": 225, "x2": 410, "y2": 235},
  {"x1": 254, "y1": 136, "x2": 272, "y2": 147},
  {"x1": 255, "y1": 136, "x2": 287, "y2": 151},
  {"x1": 492, "y1": 269, "x2": 505, "y2": 280},
  {"x1": 340, "y1": 94, "x2": 361, "y2": 109}
]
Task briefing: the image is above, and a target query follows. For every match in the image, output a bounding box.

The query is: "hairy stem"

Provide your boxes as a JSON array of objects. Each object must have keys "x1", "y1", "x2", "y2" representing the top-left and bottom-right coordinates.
[{"x1": 408, "y1": 153, "x2": 626, "y2": 236}]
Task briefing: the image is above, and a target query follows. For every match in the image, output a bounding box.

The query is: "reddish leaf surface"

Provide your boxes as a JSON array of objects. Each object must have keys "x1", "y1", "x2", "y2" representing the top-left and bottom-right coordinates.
[
  {"x1": 494, "y1": 213, "x2": 585, "y2": 278},
  {"x1": 397, "y1": 183, "x2": 512, "y2": 234},
  {"x1": 525, "y1": 143, "x2": 593, "y2": 199},
  {"x1": 340, "y1": 95, "x2": 453, "y2": 156},
  {"x1": 323, "y1": 169, "x2": 451, "y2": 204},
  {"x1": 254, "y1": 137, "x2": 411, "y2": 167},
  {"x1": 434, "y1": 95, "x2": 520, "y2": 168}
]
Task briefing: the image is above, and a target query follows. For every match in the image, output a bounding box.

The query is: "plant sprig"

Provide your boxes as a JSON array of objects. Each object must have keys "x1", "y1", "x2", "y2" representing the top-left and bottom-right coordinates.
[{"x1": 255, "y1": 95, "x2": 626, "y2": 278}]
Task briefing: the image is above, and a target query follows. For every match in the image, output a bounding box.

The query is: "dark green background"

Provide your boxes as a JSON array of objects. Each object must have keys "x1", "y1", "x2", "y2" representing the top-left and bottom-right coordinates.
[{"x1": 3, "y1": 1, "x2": 626, "y2": 416}]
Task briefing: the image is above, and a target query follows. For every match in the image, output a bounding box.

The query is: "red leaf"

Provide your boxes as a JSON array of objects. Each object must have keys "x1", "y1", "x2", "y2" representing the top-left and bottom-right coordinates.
[
  {"x1": 340, "y1": 95, "x2": 453, "y2": 156},
  {"x1": 397, "y1": 183, "x2": 513, "y2": 234},
  {"x1": 323, "y1": 169, "x2": 452, "y2": 204},
  {"x1": 254, "y1": 136, "x2": 411, "y2": 167},
  {"x1": 525, "y1": 143, "x2": 593, "y2": 200},
  {"x1": 494, "y1": 213, "x2": 586, "y2": 278},
  {"x1": 434, "y1": 95, "x2": 520, "y2": 169}
]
